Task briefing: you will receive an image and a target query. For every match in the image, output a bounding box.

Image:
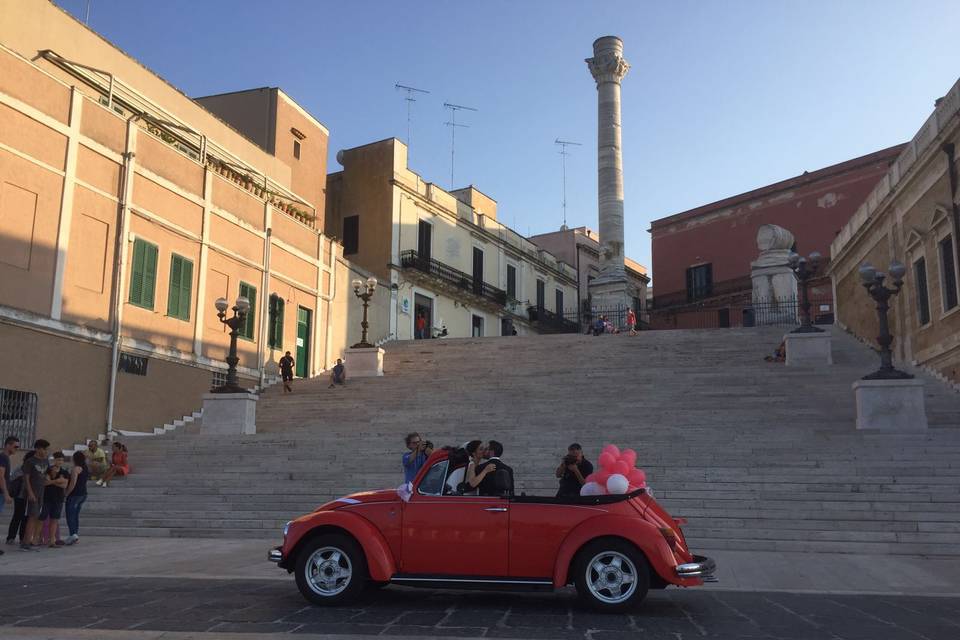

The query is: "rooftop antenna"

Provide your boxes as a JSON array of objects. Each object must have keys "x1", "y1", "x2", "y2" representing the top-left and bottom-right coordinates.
[
  {"x1": 395, "y1": 83, "x2": 429, "y2": 156},
  {"x1": 555, "y1": 138, "x2": 582, "y2": 228},
  {"x1": 444, "y1": 102, "x2": 478, "y2": 189}
]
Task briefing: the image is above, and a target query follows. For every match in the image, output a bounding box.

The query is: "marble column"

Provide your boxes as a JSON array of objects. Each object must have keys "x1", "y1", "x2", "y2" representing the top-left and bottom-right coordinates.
[{"x1": 586, "y1": 36, "x2": 632, "y2": 307}]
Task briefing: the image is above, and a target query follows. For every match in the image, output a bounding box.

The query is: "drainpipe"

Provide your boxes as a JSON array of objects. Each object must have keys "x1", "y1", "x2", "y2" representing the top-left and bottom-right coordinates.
[
  {"x1": 106, "y1": 115, "x2": 141, "y2": 435},
  {"x1": 324, "y1": 236, "x2": 338, "y2": 369},
  {"x1": 257, "y1": 222, "x2": 272, "y2": 390},
  {"x1": 942, "y1": 143, "x2": 960, "y2": 283}
]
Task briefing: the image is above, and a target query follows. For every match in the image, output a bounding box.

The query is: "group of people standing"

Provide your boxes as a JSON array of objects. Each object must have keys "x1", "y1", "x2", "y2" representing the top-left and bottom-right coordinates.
[{"x1": 0, "y1": 437, "x2": 130, "y2": 553}]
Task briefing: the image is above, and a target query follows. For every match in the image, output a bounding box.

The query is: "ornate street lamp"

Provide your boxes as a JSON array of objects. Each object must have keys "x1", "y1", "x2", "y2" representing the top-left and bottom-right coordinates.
[
  {"x1": 211, "y1": 295, "x2": 250, "y2": 393},
  {"x1": 858, "y1": 260, "x2": 912, "y2": 380},
  {"x1": 351, "y1": 276, "x2": 378, "y2": 348},
  {"x1": 788, "y1": 251, "x2": 824, "y2": 333}
]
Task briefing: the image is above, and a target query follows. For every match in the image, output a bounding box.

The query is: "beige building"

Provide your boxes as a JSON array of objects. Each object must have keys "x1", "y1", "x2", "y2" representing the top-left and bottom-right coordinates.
[
  {"x1": 0, "y1": 0, "x2": 362, "y2": 448},
  {"x1": 326, "y1": 138, "x2": 580, "y2": 339},
  {"x1": 830, "y1": 77, "x2": 960, "y2": 384},
  {"x1": 528, "y1": 225, "x2": 649, "y2": 322}
]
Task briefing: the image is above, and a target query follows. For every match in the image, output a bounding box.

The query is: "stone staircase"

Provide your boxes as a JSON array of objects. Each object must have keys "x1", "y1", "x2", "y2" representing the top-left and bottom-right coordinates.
[{"x1": 36, "y1": 328, "x2": 960, "y2": 555}]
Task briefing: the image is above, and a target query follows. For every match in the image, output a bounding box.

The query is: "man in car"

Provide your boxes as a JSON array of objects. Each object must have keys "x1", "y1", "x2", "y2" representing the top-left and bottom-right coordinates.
[
  {"x1": 555, "y1": 443, "x2": 593, "y2": 498},
  {"x1": 477, "y1": 440, "x2": 514, "y2": 497}
]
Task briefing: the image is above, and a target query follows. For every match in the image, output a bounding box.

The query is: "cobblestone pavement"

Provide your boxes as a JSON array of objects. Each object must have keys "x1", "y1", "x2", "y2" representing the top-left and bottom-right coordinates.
[{"x1": 2, "y1": 576, "x2": 958, "y2": 639}]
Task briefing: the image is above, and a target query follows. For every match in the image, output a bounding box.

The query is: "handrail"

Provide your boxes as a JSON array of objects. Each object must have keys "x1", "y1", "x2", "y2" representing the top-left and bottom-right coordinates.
[{"x1": 400, "y1": 250, "x2": 507, "y2": 306}]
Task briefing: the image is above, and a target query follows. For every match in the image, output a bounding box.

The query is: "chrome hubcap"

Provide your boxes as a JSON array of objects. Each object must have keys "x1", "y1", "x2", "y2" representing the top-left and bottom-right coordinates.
[
  {"x1": 305, "y1": 546, "x2": 352, "y2": 596},
  {"x1": 586, "y1": 551, "x2": 637, "y2": 604}
]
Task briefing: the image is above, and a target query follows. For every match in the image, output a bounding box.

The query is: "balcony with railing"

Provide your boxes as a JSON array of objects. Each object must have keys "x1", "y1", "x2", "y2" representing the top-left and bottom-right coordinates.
[
  {"x1": 400, "y1": 250, "x2": 507, "y2": 307},
  {"x1": 526, "y1": 305, "x2": 580, "y2": 334}
]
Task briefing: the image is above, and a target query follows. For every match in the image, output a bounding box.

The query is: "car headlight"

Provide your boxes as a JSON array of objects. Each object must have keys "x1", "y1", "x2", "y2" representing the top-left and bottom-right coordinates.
[{"x1": 283, "y1": 521, "x2": 291, "y2": 539}]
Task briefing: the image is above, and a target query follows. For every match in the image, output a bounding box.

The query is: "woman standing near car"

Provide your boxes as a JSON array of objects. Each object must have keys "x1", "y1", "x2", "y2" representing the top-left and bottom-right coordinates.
[{"x1": 64, "y1": 451, "x2": 89, "y2": 545}]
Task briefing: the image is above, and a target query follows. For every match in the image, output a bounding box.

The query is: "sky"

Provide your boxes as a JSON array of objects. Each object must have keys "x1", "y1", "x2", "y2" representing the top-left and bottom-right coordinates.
[{"x1": 57, "y1": 0, "x2": 960, "y2": 281}]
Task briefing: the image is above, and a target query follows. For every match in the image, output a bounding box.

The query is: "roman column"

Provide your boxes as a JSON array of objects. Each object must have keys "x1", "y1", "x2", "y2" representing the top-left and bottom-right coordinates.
[{"x1": 586, "y1": 36, "x2": 631, "y2": 308}]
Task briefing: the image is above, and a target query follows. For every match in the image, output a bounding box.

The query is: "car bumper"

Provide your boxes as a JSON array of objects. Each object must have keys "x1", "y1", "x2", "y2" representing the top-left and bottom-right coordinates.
[
  {"x1": 268, "y1": 546, "x2": 283, "y2": 564},
  {"x1": 676, "y1": 555, "x2": 717, "y2": 582}
]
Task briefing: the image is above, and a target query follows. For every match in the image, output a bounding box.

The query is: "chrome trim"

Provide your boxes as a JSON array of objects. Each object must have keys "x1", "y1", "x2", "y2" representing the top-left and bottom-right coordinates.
[
  {"x1": 676, "y1": 555, "x2": 717, "y2": 581},
  {"x1": 483, "y1": 507, "x2": 509, "y2": 512},
  {"x1": 268, "y1": 548, "x2": 283, "y2": 563},
  {"x1": 391, "y1": 576, "x2": 553, "y2": 585}
]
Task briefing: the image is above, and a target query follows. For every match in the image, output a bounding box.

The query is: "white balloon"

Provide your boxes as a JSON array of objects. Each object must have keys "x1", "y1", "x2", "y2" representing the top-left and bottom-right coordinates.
[
  {"x1": 606, "y1": 473, "x2": 629, "y2": 494},
  {"x1": 580, "y1": 481, "x2": 604, "y2": 496}
]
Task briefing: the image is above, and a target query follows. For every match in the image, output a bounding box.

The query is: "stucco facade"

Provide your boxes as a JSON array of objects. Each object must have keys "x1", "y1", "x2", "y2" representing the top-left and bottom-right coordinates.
[
  {"x1": 649, "y1": 145, "x2": 905, "y2": 310},
  {"x1": 326, "y1": 138, "x2": 580, "y2": 339},
  {"x1": 830, "y1": 78, "x2": 960, "y2": 384},
  {"x1": 528, "y1": 226, "x2": 649, "y2": 320},
  {"x1": 0, "y1": 0, "x2": 354, "y2": 448}
]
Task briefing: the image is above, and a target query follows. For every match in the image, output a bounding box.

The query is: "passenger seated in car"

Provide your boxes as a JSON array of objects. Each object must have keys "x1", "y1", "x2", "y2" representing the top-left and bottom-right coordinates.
[
  {"x1": 445, "y1": 441, "x2": 493, "y2": 495},
  {"x1": 477, "y1": 440, "x2": 514, "y2": 497}
]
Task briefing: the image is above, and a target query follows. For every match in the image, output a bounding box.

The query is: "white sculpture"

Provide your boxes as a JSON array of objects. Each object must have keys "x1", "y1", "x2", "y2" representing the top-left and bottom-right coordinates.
[{"x1": 750, "y1": 224, "x2": 798, "y2": 323}]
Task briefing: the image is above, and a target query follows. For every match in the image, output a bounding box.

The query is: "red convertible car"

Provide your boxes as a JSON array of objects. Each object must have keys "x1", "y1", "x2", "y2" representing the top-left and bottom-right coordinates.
[{"x1": 269, "y1": 449, "x2": 715, "y2": 611}]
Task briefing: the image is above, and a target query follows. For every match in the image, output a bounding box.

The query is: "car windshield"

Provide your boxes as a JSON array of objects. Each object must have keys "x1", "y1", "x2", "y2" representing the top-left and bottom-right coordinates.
[{"x1": 418, "y1": 459, "x2": 448, "y2": 496}]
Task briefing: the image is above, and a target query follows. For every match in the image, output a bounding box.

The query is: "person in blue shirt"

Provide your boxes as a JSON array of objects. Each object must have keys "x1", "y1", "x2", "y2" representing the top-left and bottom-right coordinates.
[{"x1": 401, "y1": 432, "x2": 432, "y2": 483}]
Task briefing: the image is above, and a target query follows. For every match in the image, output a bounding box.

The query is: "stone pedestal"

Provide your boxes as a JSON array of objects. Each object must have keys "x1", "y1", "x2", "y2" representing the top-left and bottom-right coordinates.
[
  {"x1": 201, "y1": 392, "x2": 257, "y2": 435},
  {"x1": 784, "y1": 331, "x2": 832, "y2": 366},
  {"x1": 346, "y1": 346, "x2": 384, "y2": 377},
  {"x1": 853, "y1": 378, "x2": 928, "y2": 430},
  {"x1": 751, "y1": 225, "x2": 798, "y2": 325},
  {"x1": 588, "y1": 277, "x2": 633, "y2": 312}
]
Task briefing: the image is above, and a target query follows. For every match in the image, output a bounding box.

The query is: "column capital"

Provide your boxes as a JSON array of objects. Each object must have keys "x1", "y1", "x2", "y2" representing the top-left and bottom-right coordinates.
[{"x1": 586, "y1": 52, "x2": 630, "y2": 86}]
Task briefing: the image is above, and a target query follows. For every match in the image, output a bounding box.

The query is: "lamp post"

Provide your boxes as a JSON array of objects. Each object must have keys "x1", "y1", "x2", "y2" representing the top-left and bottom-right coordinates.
[
  {"x1": 788, "y1": 251, "x2": 824, "y2": 333},
  {"x1": 211, "y1": 296, "x2": 250, "y2": 393},
  {"x1": 858, "y1": 260, "x2": 912, "y2": 380},
  {"x1": 351, "y1": 276, "x2": 378, "y2": 349}
]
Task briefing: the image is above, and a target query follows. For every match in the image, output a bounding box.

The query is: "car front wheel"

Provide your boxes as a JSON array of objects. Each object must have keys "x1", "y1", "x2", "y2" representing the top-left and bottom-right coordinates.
[
  {"x1": 573, "y1": 538, "x2": 650, "y2": 612},
  {"x1": 294, "y1": 534, "x2": 367, "y2": 606}
]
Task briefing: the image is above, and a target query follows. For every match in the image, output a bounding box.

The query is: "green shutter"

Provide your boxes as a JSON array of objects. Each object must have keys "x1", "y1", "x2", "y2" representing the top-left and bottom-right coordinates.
[
  {"x1": 167, "y1": 255, "x2": 193, "y2": 321},
  {"x1": 239, "y1": 282, "x2": 256, "y2": 339},
  {"x1": 142, "y1": 243, "x2": 158, "y2": 308},
  {"x1": 129, "y1": 240, "x2": 145, "y2": 305},
  {"x1": 180, "y1": 258, "x2": 193, "y2": 321},
  {"x1": 129, "y1": 239, "x2": 158, "y2": 309}
]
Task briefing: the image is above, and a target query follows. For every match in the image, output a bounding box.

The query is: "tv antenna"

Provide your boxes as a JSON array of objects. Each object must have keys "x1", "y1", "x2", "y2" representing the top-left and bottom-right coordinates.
[
  {"x1": 395, "y1": 83, "x2": 429, "y2": 155},
  {"x1": 444, "y1": 102, "x2": 478, "y2": 189},
  {"x1": 555, "y1": 138, "x2": 582, "y2": 228}
]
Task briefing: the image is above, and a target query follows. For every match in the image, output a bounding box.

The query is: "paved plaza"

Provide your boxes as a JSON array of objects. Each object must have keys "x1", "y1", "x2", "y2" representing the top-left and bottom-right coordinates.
[{"x1": 2, "y1": 573, "x2": 960, "y2": 640}]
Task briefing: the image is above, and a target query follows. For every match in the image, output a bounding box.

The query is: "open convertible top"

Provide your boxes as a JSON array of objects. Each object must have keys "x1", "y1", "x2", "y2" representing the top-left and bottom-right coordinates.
[{"x1": 510, "y1": 488, "x2": 646, "y2": 505}]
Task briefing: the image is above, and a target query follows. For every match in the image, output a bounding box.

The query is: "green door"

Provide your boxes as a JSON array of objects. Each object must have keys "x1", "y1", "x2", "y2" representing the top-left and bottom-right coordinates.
[{"x1": 296, "y1": 306, "x2": 311, "y2": 378}]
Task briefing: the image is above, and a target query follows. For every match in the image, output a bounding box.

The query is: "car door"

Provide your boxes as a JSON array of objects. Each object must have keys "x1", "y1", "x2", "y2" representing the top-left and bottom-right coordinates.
[
  {"x1": 508, "y1": 500, "x2": 603, "y2": 578},
  {"x1": 400, "y1": 458, "x2": 510, "y2": 577}
]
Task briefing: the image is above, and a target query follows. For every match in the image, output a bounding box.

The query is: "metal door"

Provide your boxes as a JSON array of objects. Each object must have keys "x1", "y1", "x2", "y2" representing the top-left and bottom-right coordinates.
[{"x1": 296, "y1": 306, "x2": 311, "y2": 377}]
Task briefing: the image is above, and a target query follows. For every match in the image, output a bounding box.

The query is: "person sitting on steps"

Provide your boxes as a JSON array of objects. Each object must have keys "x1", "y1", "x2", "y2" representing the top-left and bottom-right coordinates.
[{"x1": 328, "y1": 358, "x2": 346, "y2": 388}]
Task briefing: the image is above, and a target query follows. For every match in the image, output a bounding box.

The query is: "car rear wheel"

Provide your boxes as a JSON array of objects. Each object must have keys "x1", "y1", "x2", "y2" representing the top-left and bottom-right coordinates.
[
  {"x1": 573, "y1": 539, "x2": 649, "y2": 612},
  {"x1": 294, "y1": 534, "x2": 367, "y2": 606}
]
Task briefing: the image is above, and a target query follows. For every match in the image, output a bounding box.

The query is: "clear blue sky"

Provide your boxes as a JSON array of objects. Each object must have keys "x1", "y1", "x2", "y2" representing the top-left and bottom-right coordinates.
[{"x1": 57, "y1": 0, "x2": 959, "y2": 279}]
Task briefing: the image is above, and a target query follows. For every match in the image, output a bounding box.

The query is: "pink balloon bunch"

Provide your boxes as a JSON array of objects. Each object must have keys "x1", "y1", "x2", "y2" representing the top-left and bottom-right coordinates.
[{"x1": 580, "y1": 444, "x2": 647, "y2": 496}]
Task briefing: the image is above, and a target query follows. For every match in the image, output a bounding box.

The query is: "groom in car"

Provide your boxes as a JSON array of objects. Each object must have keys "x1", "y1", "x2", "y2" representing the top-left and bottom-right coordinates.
[{"x1": 477, "y1": 440, "x2": 514, "y2": 497}]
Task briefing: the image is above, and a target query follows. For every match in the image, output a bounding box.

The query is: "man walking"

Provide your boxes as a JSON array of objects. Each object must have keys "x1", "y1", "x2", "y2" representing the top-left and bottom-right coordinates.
[
  {"x1": 626, "y1": 307, "x2": 638, "y2": 336},
  {"x1": 0, "y1": 436, "x2": 19, "y2": 555},
  {"x1": 279, "y1": 351, "x2": 295, "y2": 393},
  {"x1": 20, "y1": 439, "x2": 49, "y2": 551}
]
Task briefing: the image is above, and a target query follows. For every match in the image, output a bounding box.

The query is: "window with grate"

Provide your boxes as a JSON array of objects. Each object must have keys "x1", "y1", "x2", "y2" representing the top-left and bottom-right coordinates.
[
  {"x1": 506, "y1": 264, "x2": 517, "y2": 300},
  {"x1": 293, "y1": 139, "x2": 301, "y2": 160},
  {"x1": 914, "y1": 258, "x2": 931, "y2": 325},
  {"x1": 940, "y1": 235, "x2": 958, "y2": 311},
  {"x1": 129, "y1": 239, "x2": 158, "y2": 309},
  {"x1": 268, "y1": 294, "x2": 285, "y2": 349},
  {"x1": 239, "y1": 282, "x2": 257, "y2": 339},
  {"x1": 166, "y1": 254, "x2": 194, "y2": 321},
  {"x1": 118, "y1": 353, "x2": 149, "y2": 376},
  {"x1": 0, "y1": 388, "x2": 38, "y2": 446},
  {"x1": 343, "y1": 215, "x2": 359, "y2": 255},
  {"x1": 212, "y1": 370, "x2": 227, "y2": 388}
]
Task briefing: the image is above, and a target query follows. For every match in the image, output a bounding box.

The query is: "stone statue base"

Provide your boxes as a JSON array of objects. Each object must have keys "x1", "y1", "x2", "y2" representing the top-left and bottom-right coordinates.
[
  {"x1": 201, "y1": 392, "x2": 257, "y2": 435},
  {"x1": 588, "y1": 277, "x2": 634, "y2": 313},
  {"x1": 346, "y1": 346, "x2": 384, "y2": 377},
  {"x1": 853, "y1": 378, "x2": 927, "y2": 430},
  {"x1": 784, "y1": 331, "x2": 832, "y2": 366}
]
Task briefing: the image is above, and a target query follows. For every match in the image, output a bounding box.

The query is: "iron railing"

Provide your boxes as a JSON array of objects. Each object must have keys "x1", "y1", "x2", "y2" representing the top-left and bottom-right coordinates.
[
  {"x1": 400, "y1": 250, "x2": 508, "y2": 306},
  {"x1": 651, "y1": 295, "x2": 834, "y2": 330},
  {"x1": 526, "y1": 306, "x2": 581, "y2": 334},
  {"x1": 652, "y1": 276, "x2": 753, "y2": 309},
  {"x1": 0, "y1": 388, "x2": 38, "y2": 446}
]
